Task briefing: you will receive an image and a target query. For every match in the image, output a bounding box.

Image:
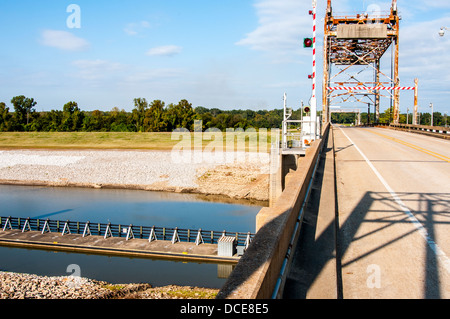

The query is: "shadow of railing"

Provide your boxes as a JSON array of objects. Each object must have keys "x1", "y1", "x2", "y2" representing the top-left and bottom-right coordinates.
[{"x1": 339, "y1": 191, "x2": 450, "y2": 298}]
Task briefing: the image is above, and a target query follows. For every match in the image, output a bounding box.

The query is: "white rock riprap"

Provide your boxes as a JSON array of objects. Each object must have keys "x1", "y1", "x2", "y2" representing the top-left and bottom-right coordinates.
[
  {"x1": 0, "y1": 149, "x2": 270, "y2": 201},
  {"x1": 0, "y1": 150, "x2": 207, "y2": 187},
  {"x1": 0, "y1": 271, "x2": 218, "y2": 299},
  {"x1": 0, "y1": 271, "x2": 112, "y2": 299}
]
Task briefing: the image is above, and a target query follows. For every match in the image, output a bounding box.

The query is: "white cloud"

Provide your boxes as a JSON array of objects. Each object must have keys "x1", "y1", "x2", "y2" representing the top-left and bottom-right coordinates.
[
  {"x1": 400, "y1": 16, "x2": 450, "y2": 72},
  {"x1": 72, "y1": 59, "x2": 123, "y2": 81},
  {"x1": 235, "y1": 0, "x2": 313, "y2": 62},
  {"x1": 123, "y1": 68, "x2": 185, "y2": 84},
  {"x1": 124, "y1": 21, "x2": 151, "y2": 36},
  {"x1": 146, "y1": 45, "x2": 182, "y2": 57},
  {"x1": 40, "y1": 30, "x2": 89, "y2": 51}
]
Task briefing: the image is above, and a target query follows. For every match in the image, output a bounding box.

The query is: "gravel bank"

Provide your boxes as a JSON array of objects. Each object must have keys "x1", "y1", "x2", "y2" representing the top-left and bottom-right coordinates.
[
  {"x1": 0, "y1": 271, "x2": 218, "y2": 299},
  {"x1": 0, "y1": 149, "x2": 270, "y2": 201}
]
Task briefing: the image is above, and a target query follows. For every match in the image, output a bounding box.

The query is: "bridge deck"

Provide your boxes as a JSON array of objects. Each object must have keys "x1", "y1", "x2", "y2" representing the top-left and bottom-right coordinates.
[
  {"x1": 0, "y1": 229, "x2": 240, "y2": 264},
  {"x1": 283, "y1": 125, "x2": 450, "y2": 299},
  {"x1": 333, "y1": 126, "x2": 450, "y2": 298}
]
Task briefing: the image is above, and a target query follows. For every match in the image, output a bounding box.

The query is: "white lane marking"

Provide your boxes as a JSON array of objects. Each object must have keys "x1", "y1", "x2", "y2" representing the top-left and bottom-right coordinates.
[{"x1": 339, "y1": 127, "x2": 450, "y2": 274}]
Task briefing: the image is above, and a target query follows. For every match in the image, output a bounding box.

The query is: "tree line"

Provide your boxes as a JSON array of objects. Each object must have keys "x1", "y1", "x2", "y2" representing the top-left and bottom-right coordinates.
[
  {"x1": 0, "y1": 96, "x2": 289, "y2": 132},
  {"x1": 0, "y1": 95, "x2": 446, "y2": 132}
]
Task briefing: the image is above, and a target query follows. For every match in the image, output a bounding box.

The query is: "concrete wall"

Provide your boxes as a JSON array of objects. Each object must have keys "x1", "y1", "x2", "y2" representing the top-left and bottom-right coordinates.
[{"x1": 217, "y1": 124, "x2": 330, "y2": 299}]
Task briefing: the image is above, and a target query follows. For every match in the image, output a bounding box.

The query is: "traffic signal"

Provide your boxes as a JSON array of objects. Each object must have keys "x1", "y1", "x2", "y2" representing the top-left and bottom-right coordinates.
[
  {"x1": 304, "y1": 106, "x2": 310, "y2": 113},
  {"x1": 303, "y1": 38, "x2": 313, "y2": 48}
]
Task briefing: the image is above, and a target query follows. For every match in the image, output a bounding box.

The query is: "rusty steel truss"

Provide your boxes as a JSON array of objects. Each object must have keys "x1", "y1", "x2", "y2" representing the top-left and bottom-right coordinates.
[{"x1": 322, "y1": 0, "x2": 417, "y2": 125}]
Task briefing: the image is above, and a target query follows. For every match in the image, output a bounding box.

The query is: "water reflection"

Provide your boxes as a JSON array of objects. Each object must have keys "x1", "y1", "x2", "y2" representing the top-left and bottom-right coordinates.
[
  {"x1": 0, "y1": 185, "x2": 261, "y2": 232},
  {"x1": 0, "y1": 246, "x2": 230, "y2": 288}
]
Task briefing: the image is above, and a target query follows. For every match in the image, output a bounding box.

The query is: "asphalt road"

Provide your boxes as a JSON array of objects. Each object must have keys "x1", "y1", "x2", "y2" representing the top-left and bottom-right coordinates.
[{"x1": 334, "y1": 126, "x2": 450, "y2": 298}]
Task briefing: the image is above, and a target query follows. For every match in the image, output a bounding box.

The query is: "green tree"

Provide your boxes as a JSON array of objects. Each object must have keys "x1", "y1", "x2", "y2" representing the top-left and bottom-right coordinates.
[
  {"x1": 132, "y1": 98, "x2": 149, "y2": 131},
  {"x1": 164, "y1": 99, "x2": 195, "y2": 131},
  {"x1": 10, "y1": 95, "x2": 37, "y2": 129},
  {"x1": 61, "y1": 101, "x2": 84, "y2": 131},
  {"x1": 82, "y1": 110, "x2": 105, "y2": 131},
  {"x1": 144, "y1": 100, "x2": 167, "y2": 132},
  {"x1": 37, "y1": 110, "x2": 63, "y2": 132},
  {"x1": 379, "y1": 108, "x2": 391, "y2": 124},
  {"x1": 0, "y1": 102, "x2": 12, "y2": 131},
  {"x1": 176, "y1": 99, "x2": 195, "y2": 130},
  {"x1": 108, "y1": 107, "x2": 134, "y2": 132}
]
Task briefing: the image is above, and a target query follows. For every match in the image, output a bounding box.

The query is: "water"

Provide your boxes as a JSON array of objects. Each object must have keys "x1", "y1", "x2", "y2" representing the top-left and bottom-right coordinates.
[
  {"x1": 0, "y1": 185, "x2": 263, "y2": 288},
  {"x1": 0, "y1": 185, "x2": 260, "y2": 232},
  {"x1": 0, "y1": 246, "x2": 231, "y2": 288}
]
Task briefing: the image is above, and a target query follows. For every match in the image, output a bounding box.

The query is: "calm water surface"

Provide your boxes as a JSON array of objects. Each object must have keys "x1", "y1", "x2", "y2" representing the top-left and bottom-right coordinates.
[{"x1": 0, "y1": 185, "x2": 263, "y2": 288}]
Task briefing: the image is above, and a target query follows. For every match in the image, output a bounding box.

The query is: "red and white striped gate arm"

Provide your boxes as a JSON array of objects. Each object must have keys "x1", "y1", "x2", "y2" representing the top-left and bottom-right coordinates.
[
  {"x1": 312, "y1": 1, "x2": 317, "y2": 99},
  {"x1": 327, "y1": 87, "x2": 415, "y2": 91}
]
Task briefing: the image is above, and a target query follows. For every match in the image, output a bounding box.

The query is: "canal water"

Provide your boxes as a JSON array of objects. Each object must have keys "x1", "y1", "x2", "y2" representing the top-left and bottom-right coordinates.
[{"x1": 0, "y1": 185, "x2": 263, "y2": 288}]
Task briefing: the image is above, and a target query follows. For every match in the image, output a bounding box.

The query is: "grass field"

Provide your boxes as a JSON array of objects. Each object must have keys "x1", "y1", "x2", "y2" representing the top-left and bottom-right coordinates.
[{"x1": 0, "y1": 131, "x2": 276, "y2": 152}]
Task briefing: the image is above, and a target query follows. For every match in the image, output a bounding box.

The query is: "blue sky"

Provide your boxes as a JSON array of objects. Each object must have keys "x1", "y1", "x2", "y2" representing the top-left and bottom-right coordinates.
[{"x1": 0, "y1": 0, "x2": 449, "y2": 115}]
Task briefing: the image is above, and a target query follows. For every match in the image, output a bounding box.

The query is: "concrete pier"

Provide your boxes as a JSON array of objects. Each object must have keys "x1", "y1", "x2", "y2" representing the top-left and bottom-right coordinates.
[{"x1": 0, "y1": 229, "x2": 240, "y2": 264}]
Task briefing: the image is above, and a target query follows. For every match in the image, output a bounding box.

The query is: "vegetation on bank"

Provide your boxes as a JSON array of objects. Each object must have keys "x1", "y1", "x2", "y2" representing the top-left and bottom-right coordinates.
[
  {"x1": 0, "y1": 95, "x2": 445, "y2": 134},
  {"x1": 0, "y1": 96, "x2": 287, "y2": 133}
]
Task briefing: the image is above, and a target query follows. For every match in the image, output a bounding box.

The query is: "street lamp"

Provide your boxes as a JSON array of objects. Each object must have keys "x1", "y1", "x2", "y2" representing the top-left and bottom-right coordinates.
[
  {"x1": 430, "y1": 103, "x2": 434, "y2": 126},
  {"x1": 439, "y1": 27, "x2": 449, "y2": 37}
]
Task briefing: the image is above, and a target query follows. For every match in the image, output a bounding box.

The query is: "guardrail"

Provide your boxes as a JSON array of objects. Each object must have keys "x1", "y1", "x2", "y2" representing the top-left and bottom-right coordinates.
[
  {"x1": 377, "y1": 123, "x2": 450, "y2": 139},
  {"x1": 0, "y1": 216, "x2": 254, "y2": 248}
]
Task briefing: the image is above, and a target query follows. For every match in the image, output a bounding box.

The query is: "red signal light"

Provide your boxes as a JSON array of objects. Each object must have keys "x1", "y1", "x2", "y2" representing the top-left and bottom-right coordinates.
[{"x1": 303, "y1": 38, "x2": 313, "y2": 48}]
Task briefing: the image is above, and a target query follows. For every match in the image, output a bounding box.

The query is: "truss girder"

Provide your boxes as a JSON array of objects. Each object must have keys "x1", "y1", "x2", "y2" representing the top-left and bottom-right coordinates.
[{"x1": 322, "y1": 0, "x2": 401, "y2": 125}]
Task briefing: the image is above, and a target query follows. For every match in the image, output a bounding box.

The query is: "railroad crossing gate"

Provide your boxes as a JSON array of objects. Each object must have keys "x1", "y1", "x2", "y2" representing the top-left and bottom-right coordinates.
[{"x1": 322, "y1": 0, "x2": 418, "y2": 125}]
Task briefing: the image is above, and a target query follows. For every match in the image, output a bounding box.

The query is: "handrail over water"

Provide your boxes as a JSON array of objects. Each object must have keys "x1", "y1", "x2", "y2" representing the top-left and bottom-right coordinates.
[{"x1": 0, "y1": 216, "x2": 254, "y2": 248}]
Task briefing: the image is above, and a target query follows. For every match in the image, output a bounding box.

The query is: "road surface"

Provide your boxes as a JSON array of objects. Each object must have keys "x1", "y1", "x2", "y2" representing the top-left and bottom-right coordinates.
[{"x1": 334, "y1": 126, "x2": 450, "y2": 298}]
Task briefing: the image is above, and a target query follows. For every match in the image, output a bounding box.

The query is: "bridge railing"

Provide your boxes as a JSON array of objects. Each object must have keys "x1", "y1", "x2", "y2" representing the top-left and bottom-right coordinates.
[
  {"x1": 375, "y1": 123, "x2": 450, "y2": 139},
  {"x1": 217, "y1": 123, "x2": 331, "y2": 299},
  {"x1": 0, "y1": 216, "x2": 254, "y2": 247}
]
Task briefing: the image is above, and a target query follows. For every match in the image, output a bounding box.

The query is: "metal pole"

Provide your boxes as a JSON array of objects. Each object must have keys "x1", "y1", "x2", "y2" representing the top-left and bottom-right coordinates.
[
  {"x1": 413, "y1": 78, "x2": 418, "y2": 125},
  {"x1": 311, "y1": 0, "x2": 318, "y2": 139},
  {"x1": 392, "y1": 0, "x2": 400, "y2": 124},
  {"x1": 430, "y1": 103, "x2": 433, "y2": 126},
  {"x1": 374, "y1": 60, "x2": 380, "y2": 123},
  {"x1": 322, "y1": 21, "x2": 329, "y2": 127},
  {"x1": 282, "y1": 93, "x2": 287, "y2": 149}
]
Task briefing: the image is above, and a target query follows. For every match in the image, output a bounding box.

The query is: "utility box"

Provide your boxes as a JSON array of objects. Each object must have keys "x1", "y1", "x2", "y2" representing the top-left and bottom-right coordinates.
[
  {"x1": 236, "y1": 245, "x2": 246, "y2": 256},
  {"x1": 218, "y1": 236, "x2": 236, "y2": 257}
]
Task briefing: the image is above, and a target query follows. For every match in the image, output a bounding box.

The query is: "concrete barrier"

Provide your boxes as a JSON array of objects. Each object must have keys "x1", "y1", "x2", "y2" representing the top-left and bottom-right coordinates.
[{"x1": 217, "y1": 124, "x2": 330, "y2": 299}]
